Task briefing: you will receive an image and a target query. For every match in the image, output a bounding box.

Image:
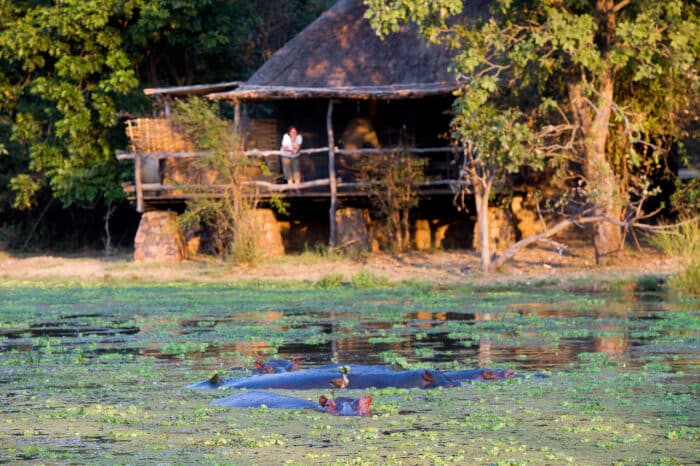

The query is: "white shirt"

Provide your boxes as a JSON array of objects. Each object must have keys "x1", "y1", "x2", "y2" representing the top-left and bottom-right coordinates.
[{"x1": 280, "y1": 133, "x2": 302, "y2": 157}]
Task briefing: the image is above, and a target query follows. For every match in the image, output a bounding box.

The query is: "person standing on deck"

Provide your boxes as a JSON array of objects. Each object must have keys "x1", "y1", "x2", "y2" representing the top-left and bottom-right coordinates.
[{"x1": 280, "y1": 126, "x2": 302, "y2": 184}]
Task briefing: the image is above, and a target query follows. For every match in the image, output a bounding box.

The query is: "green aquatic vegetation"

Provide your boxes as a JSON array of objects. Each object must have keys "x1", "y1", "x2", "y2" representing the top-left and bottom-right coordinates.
[
  {"x1": 368, "y1": 334, "x2": 407, "y2": 344},
  {"x1": 665, "y1": 427, "x2": 699, "y2": 441}
]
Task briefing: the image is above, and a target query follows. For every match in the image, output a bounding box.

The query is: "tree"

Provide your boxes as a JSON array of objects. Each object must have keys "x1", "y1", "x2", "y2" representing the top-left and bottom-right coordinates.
[
  {"x1": 364, "y1": 0, "x2": 700, "y2": 267},
  {"x1": 0, "y1": 0, "x2": 141, "y2": 211}
]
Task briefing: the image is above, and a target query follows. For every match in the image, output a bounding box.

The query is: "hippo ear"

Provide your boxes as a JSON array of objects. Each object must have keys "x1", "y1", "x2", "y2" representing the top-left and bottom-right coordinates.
[
  {"x1": 319, "y1": 395, "x2": 329, "y2": 407},
  {"x1": 291, "y1": 357, "x2": 300, "y2": 370},
  {"x1": 254, "y1": 360, "x2": 264, "y2": 370},
  {"x1": 483, "y1": 370, "x2": 498, "y2": 380},
  {"x1": 422, "y1": 370, "x2": 435, "y2": 386},
  {"x1": 357, "y1": 395, "x2": 373, "y2": 416}
]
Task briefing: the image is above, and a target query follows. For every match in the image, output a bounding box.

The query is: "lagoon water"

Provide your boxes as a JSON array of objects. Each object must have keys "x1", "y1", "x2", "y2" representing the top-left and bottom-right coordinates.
[
  {"x1": 1, "y1": 283, "x2": 696, "y2": 372},
  {"x1": 1, "y1": 283, "x2": 697, "y2": 464}
]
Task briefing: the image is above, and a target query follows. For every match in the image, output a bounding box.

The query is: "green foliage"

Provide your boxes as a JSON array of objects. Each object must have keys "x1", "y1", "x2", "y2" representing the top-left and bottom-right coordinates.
[
  {"x1": 171, "y1": 98, "x2": 261, "y2": 264},
  {"x1": 0, "y1": 0, "x2": 140, "y2": 210}
]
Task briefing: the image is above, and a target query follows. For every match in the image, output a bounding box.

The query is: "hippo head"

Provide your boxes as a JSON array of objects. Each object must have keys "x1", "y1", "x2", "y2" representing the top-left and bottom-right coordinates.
[
  {"x1": 480, "y1": 369, "x2": 516, "y2": 381},
  {"x1": 253, "y1": 357, "x2": 301, "y2": 374},
  {"x1": 319, "y1": 395, "x2": 372, "y2": 417},
  {"x1": 421, "y1": 370, "x2": 455, "y2": 389},
  {"x1": 254, "y1": 360, "x2": 276, "y2": 374}
]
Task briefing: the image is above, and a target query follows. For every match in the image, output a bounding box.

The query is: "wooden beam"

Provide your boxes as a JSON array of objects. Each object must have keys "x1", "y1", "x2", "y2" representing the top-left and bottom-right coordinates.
[
  {"x1": 116, "y1": 147, "x2": 330, "y2": 161},
  {"x1": 207, "y1": 83, "x2": 458, "y2": 101},
  {"x1": 327, "y1": 100, "x2": 337, "y2": 247},
  {"x1": 144, "y1": 81, "x2": 241, "y2": 97}
]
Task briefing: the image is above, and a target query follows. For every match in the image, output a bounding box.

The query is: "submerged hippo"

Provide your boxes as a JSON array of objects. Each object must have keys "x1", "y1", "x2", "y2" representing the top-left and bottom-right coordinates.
[
  {"x1": 187, "y1": 363, "x2": 522, "y2": 390},
  {"x1": 188, "y1": 364, "x2": 457, "y2": 390},
  {"x1": 210, "y1": 390, "x2": 372, "y2": 416},
  {"x1": 253, "y1": 357, "x2": 300, "y2": 374},
  {"x1": 445, "y1": 368, "x2": 516, "y2": 382}
]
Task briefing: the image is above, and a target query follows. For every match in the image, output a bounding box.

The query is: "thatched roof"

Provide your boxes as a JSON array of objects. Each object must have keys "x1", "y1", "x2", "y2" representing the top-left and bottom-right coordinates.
[{"x1": 210, "y1": 0, "x2": 487, "y2": 101}]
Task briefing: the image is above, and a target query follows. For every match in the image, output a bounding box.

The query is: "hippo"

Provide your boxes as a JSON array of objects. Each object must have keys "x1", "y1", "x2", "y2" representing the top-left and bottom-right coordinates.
[
  {"x1": 188, "y1": 365, "x2": 458, "y2": 390},
  {"x1": 210, "y1": 390, "x2": 372, "y2": 416},
  {"x1": 445, "y1": 368, "x2": 516, "y2": 383},
  {"x1": 253, "y1": 357, "x2": 300, "y2": 374}
]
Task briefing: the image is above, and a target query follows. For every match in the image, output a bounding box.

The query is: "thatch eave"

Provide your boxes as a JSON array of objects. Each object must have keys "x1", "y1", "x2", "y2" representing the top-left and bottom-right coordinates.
[
  {"x1": 207, "y1": 83, "x2": 459, "y2": 101},
  {"x1": 144, "y1": 81, "x2": 242, "y2": 97}
]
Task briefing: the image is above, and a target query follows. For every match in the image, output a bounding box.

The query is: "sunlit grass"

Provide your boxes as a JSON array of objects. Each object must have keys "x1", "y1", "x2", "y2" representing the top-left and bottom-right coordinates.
[{"x1": 650, "y1": 219, "x2": 700, "y2": 296}]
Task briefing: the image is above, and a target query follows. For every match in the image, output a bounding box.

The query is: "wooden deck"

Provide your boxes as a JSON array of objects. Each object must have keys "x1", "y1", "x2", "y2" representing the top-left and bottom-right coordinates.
[{"x1": 117, "y1": 146, "x2": 466, "y2": 212}]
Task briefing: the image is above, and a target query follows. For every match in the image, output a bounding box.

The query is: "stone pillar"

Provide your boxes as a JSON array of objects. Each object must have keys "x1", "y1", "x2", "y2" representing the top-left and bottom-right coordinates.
[
  {"x1": 134, "y1": 211, "x2": 186, "y2": 263},
  {"x1": 414, "y1": 219, "x2": 432, "y2": 250},
  {"x1": 335, "y1": 207, "x2": 369, "y2": 250},
  {"x1": 473, "y1": 207, "x2": 516, "y2": 253},
  {"x1": 255, "y1": 208, "x2": 285, "y2": 258},
  {"x1": 511, "y1": 195, "x2": 542, "y2": 239},
  {"x1": 434, "y1": 223, "x2": 449, "y2": 249}
]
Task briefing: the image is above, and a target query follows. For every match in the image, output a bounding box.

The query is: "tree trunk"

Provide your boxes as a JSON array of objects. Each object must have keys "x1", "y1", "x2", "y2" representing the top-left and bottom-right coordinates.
[
  {"x1": 566, "y1": 1, "x2": 624, "y2": 263},
  {"x1": 584, "y1": 67, "x2": 622, "y2": 262},
  {"x1": 474, "y1": 179, "x2": 492, "y2": 272}
]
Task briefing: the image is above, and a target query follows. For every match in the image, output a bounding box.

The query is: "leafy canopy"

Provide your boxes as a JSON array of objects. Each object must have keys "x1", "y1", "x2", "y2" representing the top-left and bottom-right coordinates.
[{"x1": 0, "y1": 0, "x2": 141, "y2": 209}]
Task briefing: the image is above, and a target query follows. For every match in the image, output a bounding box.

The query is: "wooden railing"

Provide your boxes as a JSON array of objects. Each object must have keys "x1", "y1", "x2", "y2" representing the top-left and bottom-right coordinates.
[{"x1": 116, "y1": 146, "x2": 465, "y2": 212}]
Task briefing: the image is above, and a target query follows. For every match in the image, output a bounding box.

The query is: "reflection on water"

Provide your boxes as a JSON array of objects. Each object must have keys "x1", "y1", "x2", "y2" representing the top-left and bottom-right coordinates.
[{"x1": 0, "y1": 286, "x2": 697, "y2": 374}]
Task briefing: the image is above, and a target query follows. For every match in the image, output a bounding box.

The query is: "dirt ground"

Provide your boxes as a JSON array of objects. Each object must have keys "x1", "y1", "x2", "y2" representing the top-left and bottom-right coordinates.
[{"x1": 0, "y1": 242, "x2": 680, "y2": 287}]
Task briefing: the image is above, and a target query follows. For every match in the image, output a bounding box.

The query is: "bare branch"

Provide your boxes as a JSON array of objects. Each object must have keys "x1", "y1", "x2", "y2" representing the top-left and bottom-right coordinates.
[
  {"x1": 489, "y1": 210, "x2": 601, "y2": 271},
  {"x1": 613, "y1": 0, "x2": 632, "y2": 14}
]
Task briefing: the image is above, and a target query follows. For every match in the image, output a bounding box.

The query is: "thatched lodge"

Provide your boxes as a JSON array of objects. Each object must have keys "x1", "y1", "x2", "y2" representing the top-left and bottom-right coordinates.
[{"x1": 119, "y1": 0, "x2": 494, "y2": 261}]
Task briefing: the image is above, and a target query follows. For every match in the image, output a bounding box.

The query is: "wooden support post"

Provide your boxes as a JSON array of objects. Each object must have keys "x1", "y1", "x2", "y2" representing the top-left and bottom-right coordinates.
[
  {"x1": 135, "y1": 153, "x2": 144, "y2": 213},
  {"x1": 233, "y1": 98, "x2": 241, "y2": 144},
  {"x1": 327, "y1": 99, "x2": 337, "y2": 247}
]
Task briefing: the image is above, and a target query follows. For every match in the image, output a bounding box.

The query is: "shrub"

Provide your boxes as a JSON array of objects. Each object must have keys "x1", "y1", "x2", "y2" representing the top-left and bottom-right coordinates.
[
  {"x1": 171, "y1": 98, "x2": 260, "y2": 264},
  {"x1": 351, "y1": 270, "x2": 390, "y2": 289},
  {"x1": 358, "y1": 150, "x2": 426, "y2": 253},
  {"x1": 315, "y1": 273, "x2": 345, "y2": 289}
]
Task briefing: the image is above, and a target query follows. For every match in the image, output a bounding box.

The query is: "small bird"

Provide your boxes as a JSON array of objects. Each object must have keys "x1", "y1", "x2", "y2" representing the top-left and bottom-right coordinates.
[{"x1": 329, "y1": 365, "x2": 350, "y2": 395}]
